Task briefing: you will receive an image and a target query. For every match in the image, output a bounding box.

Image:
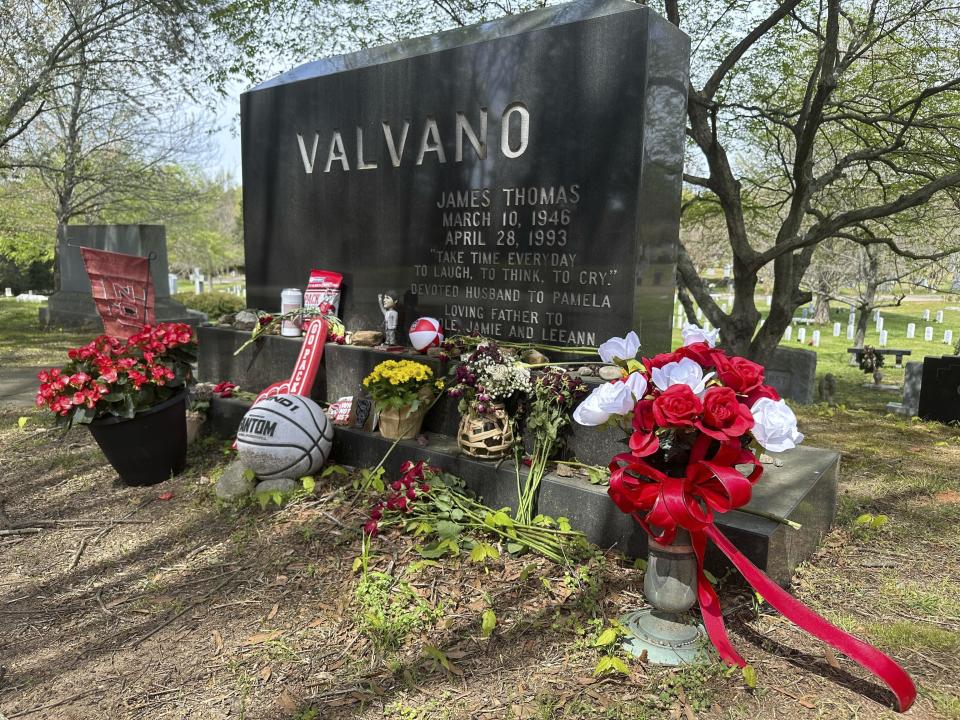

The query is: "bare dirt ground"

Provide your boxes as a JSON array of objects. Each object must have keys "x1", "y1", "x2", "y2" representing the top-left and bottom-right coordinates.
[{"x1": 0, "y1": 400, "x2": 958, "y2": 720}]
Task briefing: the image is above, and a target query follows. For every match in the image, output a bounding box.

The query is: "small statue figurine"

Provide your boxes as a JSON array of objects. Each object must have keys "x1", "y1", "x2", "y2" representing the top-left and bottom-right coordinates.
[{"x1": 377, "y1": 291, "x2": 399, "y2": 345}]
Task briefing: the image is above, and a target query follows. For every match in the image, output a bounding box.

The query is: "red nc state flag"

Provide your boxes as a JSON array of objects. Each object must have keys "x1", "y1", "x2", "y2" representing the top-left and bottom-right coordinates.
[{"x1": 79, "y1": 247, "x2": 155, "y2": 340}]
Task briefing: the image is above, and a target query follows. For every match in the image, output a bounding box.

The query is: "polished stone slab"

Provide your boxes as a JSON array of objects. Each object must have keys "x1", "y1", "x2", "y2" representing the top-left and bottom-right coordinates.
[
  {"x1": 241, "y1": 0, "x2": 688, "y2": 354},
  {"x1": 197, "y1": 325, "x2": 447, "y2": 404},
  {"x1": 206, "y1": 391, "x2": 838, "y2": 585}
]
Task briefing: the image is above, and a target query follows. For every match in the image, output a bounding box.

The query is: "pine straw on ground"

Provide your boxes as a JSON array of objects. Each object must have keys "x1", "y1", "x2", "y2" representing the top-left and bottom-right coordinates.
[{"x1": 0, "y1": 405, "x2": 958, "y2": 720}]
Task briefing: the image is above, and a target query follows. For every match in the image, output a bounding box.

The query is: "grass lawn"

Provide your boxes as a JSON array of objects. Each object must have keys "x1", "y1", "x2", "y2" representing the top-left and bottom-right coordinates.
[
  {"x1": 0, "y1": 299, "x2": 92, "y2": 368},
  {"x1": 0, "y1": 295, "x2": 958, "y2": 718}
]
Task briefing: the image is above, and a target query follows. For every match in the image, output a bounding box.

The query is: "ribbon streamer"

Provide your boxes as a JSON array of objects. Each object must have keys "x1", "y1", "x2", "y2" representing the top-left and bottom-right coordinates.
[{"x1": 609, "y1": 435, "x2": 916, "y2": 712}]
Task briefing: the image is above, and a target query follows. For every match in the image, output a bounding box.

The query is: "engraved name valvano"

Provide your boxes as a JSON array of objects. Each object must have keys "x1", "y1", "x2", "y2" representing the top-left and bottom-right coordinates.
[
  {"x1": 297, "y1": 103, "x2": 530, "y2": 174},
  {"x1": 242, "y1": 0, "x2": 690, "y2": 353}
]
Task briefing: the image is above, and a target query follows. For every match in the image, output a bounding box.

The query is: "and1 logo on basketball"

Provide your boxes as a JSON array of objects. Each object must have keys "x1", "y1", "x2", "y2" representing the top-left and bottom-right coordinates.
[{"x1": 238, "y1": 414, "x2": 278, "y2": 438}]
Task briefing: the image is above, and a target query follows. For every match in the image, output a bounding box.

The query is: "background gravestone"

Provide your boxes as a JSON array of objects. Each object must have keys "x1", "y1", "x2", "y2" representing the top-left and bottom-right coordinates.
[
  {"x1": 918, "y1": 355, "x2": 960, "y2": 424},
  {"x1": 764, "y1": 346, "x2": 817, "y2": 404},
  {"x1": 241, "y1": 0, "x2": 689, "y2": 354},
  {"x1": 44, "y1": 225, "x2": 196, "y2": 329},
  {"x1": 886, "y1": 360, "x2": 923, "y2": 416}
]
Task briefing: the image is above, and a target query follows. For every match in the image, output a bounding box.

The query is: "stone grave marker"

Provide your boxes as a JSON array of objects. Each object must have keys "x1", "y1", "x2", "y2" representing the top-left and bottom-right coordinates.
[
  {"x1": 907, "y1": 322, "x2": 915, "y2": 339},
  {"x1": 833, "y1": 321, "x2": 841, "y2": 336},
  {"x1": 784, "y1": 325, "x2": 793, "y2": 341},
  {"x1": 879, "y1": 329, "x2": 888, "y2": 346},
  {"x1": 945, "y1": 329, "x2": 954, "y2": 345},
  {"x1": 925, "y1": 326, "x2": 934, "y2": 341},
  {"x1": 846, "y1": 324, "x2": 855, "y2": 340},
  {"x1": 4, "y1": 288, "x2": 11, "y2": 297},
  {"x1": 797, "y1": 327, "x2": 805, "y2": 344},
  {"x1": 923, "y1": 309, "x2": 931, "y2": 321},
  {"x1": 876, "y1": 316, "x2": 884, "y2": 332},
  {"x1": 918, "y1": 356, "x2": 960, "y2": 424},
  {"x1": 241, "y1": 0, "x2": 689, "y2": 353},
  {"x1": 873, "y1": 308, "x2": 881, "y2": 321},
  {"x1": 936, "y1": 310, "x2": 944, "y2": 323},
  {"x1": 44, "y1": 225, "x2": 195, "y2": 329},
  {"x1": 812, "y1": 329, "x2": 820, "y2": 347}
]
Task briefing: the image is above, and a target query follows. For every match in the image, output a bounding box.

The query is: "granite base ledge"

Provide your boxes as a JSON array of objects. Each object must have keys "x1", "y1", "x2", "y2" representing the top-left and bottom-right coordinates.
[{"x1": 205, "y1": 395, "x2": 838, "y2": 586}]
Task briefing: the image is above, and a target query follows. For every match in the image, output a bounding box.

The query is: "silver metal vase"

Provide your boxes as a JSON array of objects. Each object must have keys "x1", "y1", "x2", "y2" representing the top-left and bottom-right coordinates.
[{"x1": 621, "y1": 528, "x2": 708, "y2": 665}]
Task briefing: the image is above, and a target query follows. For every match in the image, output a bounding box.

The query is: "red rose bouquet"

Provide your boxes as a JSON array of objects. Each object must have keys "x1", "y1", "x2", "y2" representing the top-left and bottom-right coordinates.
[
  {"x1": 36, "y1": 323, "x2": 197, "y2": 426},
  {"x1": 573, "y1": 325, "x2": 915, "y2": 712}
]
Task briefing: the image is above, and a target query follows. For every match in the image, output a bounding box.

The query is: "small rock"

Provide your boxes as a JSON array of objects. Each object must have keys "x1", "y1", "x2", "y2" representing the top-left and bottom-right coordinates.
[
  {"x1": 351, "y1": 330, "x2": 384, "y2": 346},
  {"x1": 218, "y1": 313, "x2": 236, "y2": 326},
  {"x1": 215, "y1": 460, "x2": 255, "y2": 501},
  {"x1": 598, "y1": 366, "x2": 622, "y2": 381},
  {"x1": 233, "y1": 310, "x2": 259, "y2": 331},
  {"x1": 576, "y1": 366, "x2": 596, "y2": 377},
  {"x1": 521, "y1": 349, "x2": 549, "y2": 365},
  {"x1": 254, "y1": 478, "x2": 299, "y2": 496}
]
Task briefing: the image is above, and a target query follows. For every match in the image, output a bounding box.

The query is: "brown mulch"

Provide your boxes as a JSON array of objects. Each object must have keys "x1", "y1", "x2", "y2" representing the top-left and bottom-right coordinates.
[{"x1": 0, "y1": 406, "x2": 958, "y2": 719}]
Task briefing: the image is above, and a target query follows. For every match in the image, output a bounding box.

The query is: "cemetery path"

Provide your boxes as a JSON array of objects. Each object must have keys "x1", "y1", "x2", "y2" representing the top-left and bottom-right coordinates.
[
  {"x1": 0, "y1": 367, "x2": 44, "y2": 409},
  {"x1": 0, "y1": 406, "x2": 957, "y2": 719}
]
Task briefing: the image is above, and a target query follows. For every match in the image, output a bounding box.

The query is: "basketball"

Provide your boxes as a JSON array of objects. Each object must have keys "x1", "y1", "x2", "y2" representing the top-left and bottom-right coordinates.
[
  {"x1": 408, "y1": 317, "x2": 443, "y2": 352},
  {"x1": 236, "y1": 394, "x2": 333, "y2": 479}
]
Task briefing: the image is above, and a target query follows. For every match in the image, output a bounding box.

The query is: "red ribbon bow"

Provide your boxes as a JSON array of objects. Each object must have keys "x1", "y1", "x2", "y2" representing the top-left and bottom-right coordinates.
[{"x1": 609, "y1": 435, "x2": 916, "y2": 712}]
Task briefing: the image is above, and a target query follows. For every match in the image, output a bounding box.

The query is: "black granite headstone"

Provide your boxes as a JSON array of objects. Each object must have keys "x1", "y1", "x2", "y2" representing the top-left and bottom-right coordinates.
[
  {"x1": 241, "y1": 0, "x2": 688, "y2": 353},
  {"x1": 918, "y1": 355, "x2": 960, "y2": 424}
]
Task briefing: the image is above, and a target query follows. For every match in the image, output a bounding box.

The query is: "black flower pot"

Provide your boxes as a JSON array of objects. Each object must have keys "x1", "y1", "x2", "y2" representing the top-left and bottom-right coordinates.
[{"x1": 88, "y1": 390, "x2": 188, "y2": 486}]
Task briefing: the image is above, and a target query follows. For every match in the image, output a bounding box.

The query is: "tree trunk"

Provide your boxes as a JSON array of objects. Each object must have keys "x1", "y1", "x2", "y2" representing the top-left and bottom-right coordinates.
[
  {"x1": 676, "y1": 280, "x2": 698, "y2": 326},
  {"x1": 854, "y1": 247, "x2": 881, "y2": 348},
  {"x1": 854, "y1": 305, "x2": 870, "y2": 348},
  {"x1": 812, "y1": 276, "x2": 831, "y2": 324}
]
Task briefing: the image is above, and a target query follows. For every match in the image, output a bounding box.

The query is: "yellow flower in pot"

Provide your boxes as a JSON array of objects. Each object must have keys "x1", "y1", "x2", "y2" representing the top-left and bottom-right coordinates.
[{"x1": 362, "y1": 359, "x2": 438, "y2": 440}]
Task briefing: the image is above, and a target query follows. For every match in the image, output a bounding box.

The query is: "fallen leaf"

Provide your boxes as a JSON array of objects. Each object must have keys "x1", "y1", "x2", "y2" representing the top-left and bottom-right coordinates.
[
  {"x1": 278, "y1": 690, "x2": 299, "y2": 714},
  {"x1": 156, "y1": 491, "x2": 174, "y2": 501},
  {"x1": 555, "y1": 463, "x2": 575, "y2": 477},
  {"x1": 259, "y1": 665, "x2": 272, "y2": 682},
  {"x1": 307, "y1": 617, "x2": 325, "y2": 628},
  {"x1": 245, "y1": 630, "x2": 282, "y2": 645},
  {"x1": 271, "y1": 575, "x2": 289, "y2": 586},
  {"x1": 211, "y1": 629, "x2": 224, "y2": 654},
  {"x1": 266, "y1": 603, "x2": 279, "y2": 621},
  {"x1": 824, "y1": 646, "x2": 840, "y2": 669}
]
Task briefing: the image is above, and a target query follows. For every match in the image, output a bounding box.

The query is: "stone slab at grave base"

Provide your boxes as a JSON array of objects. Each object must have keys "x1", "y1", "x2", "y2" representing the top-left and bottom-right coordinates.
[
  {"x1": 197, "y1": 325, "x2": 448, "y2": 404},
  {"x1": 206, "y1": 395, "x2": 838, "y2": 586},
  {"x1": 861, "y1": 383, "x2": 900, "y2": 391},
  {"x1": 42, "y1": 292, "x2": 201, "y2": 330}
]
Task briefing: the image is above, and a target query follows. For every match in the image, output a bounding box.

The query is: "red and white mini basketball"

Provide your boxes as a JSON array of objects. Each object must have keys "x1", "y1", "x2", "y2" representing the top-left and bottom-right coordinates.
[{"x1": 408, "y1": 317, "x2": 444, "y2": 352}]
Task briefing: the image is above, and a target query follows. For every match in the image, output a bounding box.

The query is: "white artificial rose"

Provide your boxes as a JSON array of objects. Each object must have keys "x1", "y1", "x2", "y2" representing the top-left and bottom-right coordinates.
[
  {"x1": 573, "y1": 381, "x2": 634, "y2": 426},
  {"x1": 623, "y1": 371, "x2": 648, "y2": 401},
  {"x1": 651, "y1": 357, "x2": 715, "y2": 396},
  {"x1": 750, "y1": 397, "x2": 805, "y2": 452},
  {"x1": 681, "y1": 323, "x2": 720, "y2": 348},
  {"x1": 598, "y1": 331, "x2": 641, "y2": 364}
]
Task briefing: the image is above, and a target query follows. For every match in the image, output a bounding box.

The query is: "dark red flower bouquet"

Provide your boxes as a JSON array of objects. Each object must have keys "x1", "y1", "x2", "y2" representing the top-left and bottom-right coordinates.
[
  {"x1": 572, "y1": 326, "x2": 915, "y2": 711},
  {"x1": 36, "y1": 323, "x2": 197, "y2": 426}
]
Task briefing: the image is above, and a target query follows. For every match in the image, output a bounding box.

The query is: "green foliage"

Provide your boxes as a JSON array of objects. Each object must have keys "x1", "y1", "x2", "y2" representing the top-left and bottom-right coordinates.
[
  {"x1": 173, "y1": 291, "x2": 245, "y2": 317},
  {"x1": 353, "y1": 571, "x2": 442, "y2": 651},
  {"x1": 480, "y1": 608, "x2": 497, "y2": 637},
  {"x1": 592, "y1": 655, "x2": 629, "y2": 676}
]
